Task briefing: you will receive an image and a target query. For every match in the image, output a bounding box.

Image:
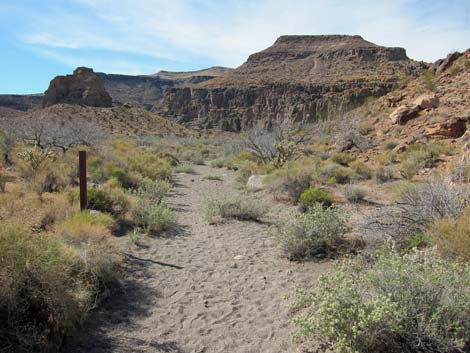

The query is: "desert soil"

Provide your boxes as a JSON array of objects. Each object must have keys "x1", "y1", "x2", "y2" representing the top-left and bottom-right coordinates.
[{"x1": 69, "y1": 165, "x2": 331, "y2": 353}]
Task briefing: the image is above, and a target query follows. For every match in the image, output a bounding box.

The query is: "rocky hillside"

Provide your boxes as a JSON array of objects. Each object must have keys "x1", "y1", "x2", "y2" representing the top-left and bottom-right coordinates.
[
  {"x1": 156, "y1": 35, "x2": 427, "y2": 131},
  {"x1": 0, "y1": 94, "x2": 43, "y2": 111}
]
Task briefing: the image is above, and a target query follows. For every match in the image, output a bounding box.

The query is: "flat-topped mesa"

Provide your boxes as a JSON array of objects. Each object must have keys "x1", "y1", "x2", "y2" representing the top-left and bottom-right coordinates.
[
  {"x1": 156, "y1": 35, "x2": 428, "y2": 131},
  {"x1": 43, "y1": 67, "x2": 113, "y2": 108},
  {"x1": 201, "y1": 35, "x2": 416, "y2": 88}
]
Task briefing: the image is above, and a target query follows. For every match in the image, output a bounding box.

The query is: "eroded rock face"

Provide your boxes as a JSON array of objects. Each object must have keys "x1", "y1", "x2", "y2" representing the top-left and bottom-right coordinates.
[
  {"x1": 156, "y1": 35, "x2": 427, "y2": 130},
  {"x1": 390, "y1": 104, "x2": 420, "y2": 125},
  {"x1": 413, "y1": 93, "x2": 439, "y2": 110},
  {"x1": 425, "y1": 118, "x2": 466, "y2": 138},
  {"x1": 43, "y1": 67, "x2": 113, "y2": 108}
]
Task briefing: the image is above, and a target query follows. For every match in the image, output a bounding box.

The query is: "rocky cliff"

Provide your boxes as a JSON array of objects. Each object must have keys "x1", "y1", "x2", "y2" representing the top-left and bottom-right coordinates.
[
  {"x1": 42, "y1": 67, "x2": 113, "y2": 108},
  {"x1": 156, "y1": 35, "x2": 428, "y2": 130}
]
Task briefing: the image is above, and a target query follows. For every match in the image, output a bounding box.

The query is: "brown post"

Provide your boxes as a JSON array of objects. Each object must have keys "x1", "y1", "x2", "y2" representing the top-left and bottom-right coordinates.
[{"x1": 79, "y1": 150, "x2": 87, "y2": 211}]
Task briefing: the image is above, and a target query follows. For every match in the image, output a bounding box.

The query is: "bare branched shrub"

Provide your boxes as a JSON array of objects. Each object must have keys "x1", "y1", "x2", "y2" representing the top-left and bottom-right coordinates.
[
  {"x1": 0, "y1": 110, "x2": 105, "y2": 152},
  {"x1": 244, "y1": 119, "x2": 310, "y2": 168},
  {"x1": 363, "y1": 179, "x2": 470, "y2": 247}
]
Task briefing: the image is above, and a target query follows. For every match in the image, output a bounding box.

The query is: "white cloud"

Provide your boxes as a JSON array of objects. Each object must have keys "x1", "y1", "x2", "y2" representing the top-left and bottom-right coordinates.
[{"x1": 19, "y1": 0, "x2": 470, "y2": 73}]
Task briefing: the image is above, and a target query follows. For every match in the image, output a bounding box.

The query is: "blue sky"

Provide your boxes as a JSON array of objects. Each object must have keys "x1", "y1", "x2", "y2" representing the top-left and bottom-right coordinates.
[{"x1": 1, "y1": 0, "x2": 469, "y2": 94}]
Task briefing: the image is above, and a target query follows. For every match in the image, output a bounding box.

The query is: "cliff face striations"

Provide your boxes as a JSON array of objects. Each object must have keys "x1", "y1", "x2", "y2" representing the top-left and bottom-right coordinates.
[{"x1": 156, "y1": 35, "x2": 428, "y2": 130}]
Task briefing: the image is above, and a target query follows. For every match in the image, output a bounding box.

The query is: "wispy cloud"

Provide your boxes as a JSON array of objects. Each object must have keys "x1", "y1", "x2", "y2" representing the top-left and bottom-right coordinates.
[{"x1": 9, "y1": 0, "x2": 470, "y2": 74}]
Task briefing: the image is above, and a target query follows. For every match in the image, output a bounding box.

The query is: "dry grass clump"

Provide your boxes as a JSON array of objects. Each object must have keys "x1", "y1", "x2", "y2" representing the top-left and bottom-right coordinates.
[
  {"x1": 374, "y1": 166, "x2": 394, "y2": 183},
  {"x1": 293, "y1": 248, "x2": 470, "y2": 353},
  {"x1": 274, "y1": 203, "x2": 350, "y2": 260},
  {"x1": 320, "y1": 163, "x2": 354, "y2": 184},
  {"x1": 0, "y1": 220, "x2": 120, "y2": 352},
  {"x1": 204, "y1": 193, "x2": 268, "y2": 224},
  {"x1": 349, "y1": 160, "x2": 372, "y2": 180},
  {"x1": 431, "y1": 206, "x2": 470, "y2": 262}
]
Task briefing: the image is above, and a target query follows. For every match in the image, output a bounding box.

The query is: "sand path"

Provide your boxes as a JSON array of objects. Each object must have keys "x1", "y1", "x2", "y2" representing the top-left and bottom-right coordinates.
[{"x1": 69, "y1": 165, "x2": 330, "y2": 353}]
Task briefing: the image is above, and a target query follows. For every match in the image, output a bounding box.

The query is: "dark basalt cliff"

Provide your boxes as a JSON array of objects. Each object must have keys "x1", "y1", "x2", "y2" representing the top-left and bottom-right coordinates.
[{"x1": 156, "y1": 35, "x2": 428, "y2": 130}]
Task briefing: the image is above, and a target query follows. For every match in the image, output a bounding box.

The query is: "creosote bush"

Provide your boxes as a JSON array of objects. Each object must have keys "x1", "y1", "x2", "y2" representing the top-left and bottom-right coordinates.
[
  {"x1": 298, "y1": 186, "x2": 333, "y2": 209},
  {"x1": 292, "y1": 248, "x2": 470, "y2": 353},
  {"x1": 265, "y1": 161, "x2": 315, "y2": 201},
  {"x1": 274, "y1": 203, "x2": 350, "y2": 260},
  {"x1": 135, "y1": 178, "x2": 171, "y2": 204},
  {"x1": 204, "y1": 193, "x2": 268, "y2": 224},
  {"x1": 374, "y1": 166, "x2": 394, "y2": 183},
  {"x1": 69, "y1": 186, "x2": 130, "y2": 217}
]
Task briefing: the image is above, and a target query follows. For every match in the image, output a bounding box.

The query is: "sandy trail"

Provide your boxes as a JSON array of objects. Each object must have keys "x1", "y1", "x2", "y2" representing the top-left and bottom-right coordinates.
[{"x1": 69, "y1": 165, "x2": 330, "y2": 353}]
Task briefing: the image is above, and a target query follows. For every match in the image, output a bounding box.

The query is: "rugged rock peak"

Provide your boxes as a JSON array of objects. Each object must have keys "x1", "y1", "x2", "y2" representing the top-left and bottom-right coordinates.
[{"x1": 42, "y1": 67, "x2": 113, "y2": 108}]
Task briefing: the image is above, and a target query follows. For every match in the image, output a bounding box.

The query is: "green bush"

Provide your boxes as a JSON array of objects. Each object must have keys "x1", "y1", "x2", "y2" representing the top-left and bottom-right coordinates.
[
  {"x1": 293, "y1": 249, "x2": 470, "y2": 353},
  {"x1": 299, "y1": 186, "x2": 333, "y2": 208},
  {"x1": 204, "y1": 194, "x2": 268, "y2": 224},
  {"x1": 132, "y1": 200, "x2": 176, "y2": 235},
  {"x1": 136, "y1": 178, "x2": 171, "y2": 204},
  {"x1": 71, "y1": 187, "x2": 130, "y2": 217},
  {"x1": 60, "y1": 210, "x2": 115, "y2": 230},
  {"x1": 274, "y1": 204, "x2": 350, "y2": 260}
]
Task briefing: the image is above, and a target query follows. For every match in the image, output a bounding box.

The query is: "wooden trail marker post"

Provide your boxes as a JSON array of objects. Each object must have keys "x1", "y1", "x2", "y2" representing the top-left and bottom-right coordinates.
[{"x1": 79, "y1": 150, "x2": 87, "y2": 211}]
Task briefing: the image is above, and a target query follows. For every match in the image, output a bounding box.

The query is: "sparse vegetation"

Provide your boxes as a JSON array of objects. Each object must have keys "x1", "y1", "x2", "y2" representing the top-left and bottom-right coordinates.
[{"x1": 202, "y1": 174, "x2": 223, "y2": 181}]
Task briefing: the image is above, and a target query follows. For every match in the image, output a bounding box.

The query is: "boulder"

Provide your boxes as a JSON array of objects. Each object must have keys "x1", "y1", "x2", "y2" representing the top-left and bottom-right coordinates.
[
  {"x1": 425, "y1": 118, "x2": 466, "y2": 138},
  {"x1": 43, "y1": 67, "x2": 112, "y2": 108},
  {"x1": 413, "y1": 93, "x2": 439, "y2": 110},
  {"x1": 390, "y1": 105, "x2": 420, "y2": 125},
  {"x1": 246, "y1": 175, "x2": 266, "y2": 191},
  {"x1": 435, "y1": 52, "x2": 462, "y2": 75}
]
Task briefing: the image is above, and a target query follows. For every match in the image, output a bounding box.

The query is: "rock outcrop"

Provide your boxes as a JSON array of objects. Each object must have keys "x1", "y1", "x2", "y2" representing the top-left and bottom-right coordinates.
[
  {"x1": 42, "y1": 67, "x2": 113, "y2": 108},
  {"x1": 156, "y1": 35, "x2": 427, "y2": 130}
]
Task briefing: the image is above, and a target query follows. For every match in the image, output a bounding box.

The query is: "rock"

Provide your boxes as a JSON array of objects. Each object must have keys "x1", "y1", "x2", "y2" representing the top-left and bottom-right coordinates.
[
  {"x1": 246, "y1": 175, "x2": 266, "y2": 191},
  {"x1": 425, "y1": 118, "x2": 466, "y2": 138},
  {"x1": 233, "y1": 255, "x2": 246, "y2": 260},
  {"x1": 392, "y1": 144, "x2": 407, "y2": 153},
  {"x1": 390, "y1": 105, "x2": 420, "y2": 125},
  {"x1": 43, "y1": 67, "x2": 113, "y2": 108},
  {"x1": 435, "y1": 51, "x2": 462, "y2": 75},
  {"x1": 413, "y1": 93, "x2": 439, "y2": 109}
]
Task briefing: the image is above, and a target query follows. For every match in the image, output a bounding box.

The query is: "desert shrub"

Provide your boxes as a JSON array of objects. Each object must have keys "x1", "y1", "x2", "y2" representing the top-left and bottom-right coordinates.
[
  {"x1": 69, "y1": 187, "x2": 129, "y2": 217},
  {"x1": 420, "y1": 69, "x2": 436, "y2": 91},
  {"x1": 342, "y1": 185, "x2": 367, "y2": 203},
  {"x1": 0, "y1": 221, "x2": 119, "y2": 352},
  {"x1": 349, "y1": 160, "x2": 372, "y2": 180},
  {"x1": 374, "y1": 166, "x2": 394, "y2": 183},
  {"x1": 383, "y1": 140, "x2": 399, "y2": 151},
  {"x1": 136, "y1": 178, "x2": 171, "y2": 204},
  {"x1": 363, "y1": 179, "x2": 470, "y2": 248},
  {"x1": 330, "y1": 152, "x2": 355, "y2": 166},
  {"x1": 265, "y1": 162, "x2": 314, "y2": 201},
  {"x1": 202, "y1": 174, "x2": 223, "y2": 181},
  {"x1": 292, "y1": 249, "x2": 470, "y2": 353},
  {"x1": 174, "y1": 164, "x2": 196, "y2": 174},
  {"x1": 131, "y1": 199, "x2": 176, "y2": 234},
  {"x1": 105, "y1": 165, "x2": 138, "y2": 189},
  {"x1": 274, "y1": 204, "x2": 350, "y2": 260},
  {"x1": 0, "y1": 173, "x2": 6, "y2": 192},
  {"x1": 320, "y1": 163, "x2": 353, "y2": 184},
  {"x1": 448, "y1": 162, "x2": 470, "y2": 183},
  {"x1": 209, "y1": 157, "x2": 225, "y2": 168},
  {"x1": 204, "y1": 193, "x2": 268, "y2": 224},
  {"x1": 431, "y1": 206, "x2": 470, "y2": 261},
  {"x1": 358, "y1": 121, "x2": 374, "y2": 135},
  {"x1": 400, "y1": 144, "x2": 439, "y2": 179},
  {"x1": 299, "y1": 186, "x2": 333, "y2": 209}
]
